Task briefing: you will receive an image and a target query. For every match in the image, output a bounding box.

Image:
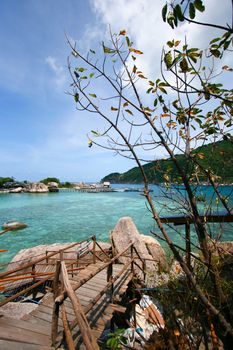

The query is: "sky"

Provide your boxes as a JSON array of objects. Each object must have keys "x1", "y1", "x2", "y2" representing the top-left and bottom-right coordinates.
[{"x1": 0, "y1": 0, "x2": 231, "y2": 182}]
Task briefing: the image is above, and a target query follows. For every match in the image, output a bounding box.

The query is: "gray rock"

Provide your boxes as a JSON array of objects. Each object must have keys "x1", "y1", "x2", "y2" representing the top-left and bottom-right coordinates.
[
  {"x1": 25, "y1": 182, "x2": 49, "y2": 193},
  {"x1": 110, "y1": 217, "x2": 168, "y2": 273}
]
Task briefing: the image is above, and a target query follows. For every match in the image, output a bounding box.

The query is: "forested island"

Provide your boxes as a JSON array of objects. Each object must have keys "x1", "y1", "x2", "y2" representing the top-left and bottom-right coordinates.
[{"x1": 102, "y1": 140, "x2": 233, "y2": 184}]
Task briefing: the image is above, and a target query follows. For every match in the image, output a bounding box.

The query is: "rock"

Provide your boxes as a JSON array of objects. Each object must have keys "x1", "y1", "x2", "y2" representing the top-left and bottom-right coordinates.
[
  {"x1": 25, "y1": 182, "x2": 49, "y2": 193},
  {"x1": 0, "y1": 302, "x2": 38, "y2": 319},
  {"x1": 9, "y1": 187, "x2": 23, "y2": 193},
  {"x1": 47, "y1": 182, "x2": 59, "y2": 192},
  {"x1": 140, "y1": 234, "x2": 168, "y2": 271},
  {"x1": 110, "y1": 217, "x2": 168, "y2": 273},
  {"x1": 2, "y1": 221, "x2": 27, "y2": 231},
  {"x1": 8, "y1": 241, "x2": 110, "y2": 273}
]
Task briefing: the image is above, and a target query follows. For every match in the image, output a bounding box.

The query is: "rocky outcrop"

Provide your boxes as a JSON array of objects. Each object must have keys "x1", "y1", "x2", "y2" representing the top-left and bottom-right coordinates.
[
  {"x1": 25, "y1": 182, "x2": 49, "y2": 193},
  {"x1": 8, "y1": 241, "x2": 111, "y2": 273},
  {"x1": 47, "y1": 182, "x2": 59, "y2": 192},
  {"x1": 110, "y1": 217, "x2": 168, "y2": 273},
  {"x1": 9, "y1": 187, "x2": 23, "y2": 193}
]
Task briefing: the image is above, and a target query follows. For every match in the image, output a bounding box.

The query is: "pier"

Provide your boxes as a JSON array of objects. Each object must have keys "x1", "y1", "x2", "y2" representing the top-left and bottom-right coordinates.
[{"x1": 0, "y1": 236, "x2": 146, "y2": 349}]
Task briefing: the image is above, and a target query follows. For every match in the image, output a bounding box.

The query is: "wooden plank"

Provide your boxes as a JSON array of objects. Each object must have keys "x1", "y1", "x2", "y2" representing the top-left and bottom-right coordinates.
[
  {"x1": 0, "y1": 323, "x2": 50, "y2": 346},
  {"x1": 0, "y1": 316, "x2": 51, "y2": 336},
  {"x1": 61, "y1": 262, "x2": 99, "y2": 350},
  {"x1": 0, "y1": 340, "x2": 57, "y2": 350}
]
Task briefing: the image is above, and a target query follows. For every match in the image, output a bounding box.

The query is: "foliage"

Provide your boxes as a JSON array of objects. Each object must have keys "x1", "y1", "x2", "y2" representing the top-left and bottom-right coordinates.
[
  {"x1": 0, "y1": 177, "x2": 14, "y2": 187},
  {"x1": 67, "y1": 1, "x2": 233, "y2": 347},
  {"x1": 106, "y1": 328, "x2": 127, "y2": 350},
  {"x1": 40, "y1": 177, "x2": 61, "y2": 186},
  {"x1": 102, "y1": 140, "x2": 233, "y2": 184},
  {"x1": 62, "y1": 181, "x2": 73, "y2": 188}
]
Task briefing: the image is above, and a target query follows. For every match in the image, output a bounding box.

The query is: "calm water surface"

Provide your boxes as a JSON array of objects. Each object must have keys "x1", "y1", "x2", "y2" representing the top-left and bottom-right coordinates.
[{"x1": 0, "y1": 184, "x2": 232, "y2": 266}]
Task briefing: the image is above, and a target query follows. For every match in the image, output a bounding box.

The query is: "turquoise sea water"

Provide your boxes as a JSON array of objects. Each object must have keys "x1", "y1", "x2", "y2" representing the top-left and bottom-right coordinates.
[{"x1": 0, "y1": 184, "x2": 233, "y2": 267}]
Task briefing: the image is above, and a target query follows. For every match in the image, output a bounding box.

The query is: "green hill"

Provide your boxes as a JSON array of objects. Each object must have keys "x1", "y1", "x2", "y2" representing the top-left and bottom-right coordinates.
[{"x1": 101, "y1": 140, "x2": 233, "y2": 184}]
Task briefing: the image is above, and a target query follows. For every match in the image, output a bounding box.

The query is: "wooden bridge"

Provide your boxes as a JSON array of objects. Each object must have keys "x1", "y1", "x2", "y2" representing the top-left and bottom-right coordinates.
[{"x1": 0, "y1": 236, "x2": 146, "y2": 350}]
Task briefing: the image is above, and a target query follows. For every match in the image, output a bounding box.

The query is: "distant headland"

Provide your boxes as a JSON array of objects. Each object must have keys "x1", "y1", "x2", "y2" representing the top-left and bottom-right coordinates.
[{"x1": 101, "y1": 140, "x2": 233, "y2": 185}]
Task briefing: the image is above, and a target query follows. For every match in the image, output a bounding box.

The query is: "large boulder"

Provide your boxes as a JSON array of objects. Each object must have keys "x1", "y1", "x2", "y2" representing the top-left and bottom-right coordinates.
[
  {"x1": 8, "y1": 241, "x2": 111, "y2": 273},
  {"x1": 25, "y1": 182, "x2": 49, "y2": 193},
  {"x1": 47, "y1": 182, "x2": 59, "y2": 192},
  {"x1": 110, "y1": 217, "x2": 168, "y2": 273}
]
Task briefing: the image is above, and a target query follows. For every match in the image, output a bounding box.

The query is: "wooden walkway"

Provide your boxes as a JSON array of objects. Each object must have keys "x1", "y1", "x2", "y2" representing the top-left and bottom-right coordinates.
[{"x1": 0, "y1": 238, "x2": 143, "y2": 349}]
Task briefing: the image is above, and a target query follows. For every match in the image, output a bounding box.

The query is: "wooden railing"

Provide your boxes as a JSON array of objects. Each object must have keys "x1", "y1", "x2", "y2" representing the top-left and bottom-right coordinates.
[
  {"x1": 160, "y1": 211, "x2": 233, "y2": 268},
  {"x1": 52, "y1": 260, "x2": 99, "y2": 350},
  {"x1": 51, "y1": 242, "x2": 135, "y2": 349},
  {"x1": 0, "y1": 235, "x2": 105, "y2": 306}
]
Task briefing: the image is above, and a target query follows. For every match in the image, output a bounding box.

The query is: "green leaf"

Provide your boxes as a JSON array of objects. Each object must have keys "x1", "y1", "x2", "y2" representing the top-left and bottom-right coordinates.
[
  {"x1": 210, "y1": 37, "x2": 221, "y2": 44},
  {"x1": 167, "y1": 40, "x2": 174, "y2": 48},
  {"x1": 210, "y1": 49, "x2": 221, "y2": 58},
  {"x1": 194, "y1": 0, "x2": 205, "y2": 12},
  {"x1": 89, "y1": 72, "x2": 95, "y2": 78},
  {"x1": 102, "y1": 42, "x2": 116, "y2": 54},
  {"x1": 154, "y1": 99, "x2": 158, "y2": 107},
  {"x1": 146, "y1": 87, "x2": 153, "y2": 94},
  {"x1": 158, "y1": 86, "x2": 167, "y2": 94},
  {"x1": 164, "y1": 51, "x2": 173, "y2": 69},
  {"x1": 174, "y1": 4, "x2": 184, "y2": 21},
  {"x1": 89, "y1": 93, "x2": 97, "y2": 98},
  {"x1": 91, "y1": 130, "x2": 99, "y2": 136},
  {"x1": 74, "y1": 93, "x2": 79, "y2": 103},
  {"x1": 126, "y1": 36, "x2": 131, "y2": 47},
  {"x1": 77, "y1": 67, "x2": 86, "y2": 72},
  {"x1": 162, "y1": 3, "x2": 167, "y2": 22},
  {"x1": 180, "y1": 58, "x2": 189, "y2": 72},
  {"x1": 189, "y1": 3, "x2": 196, "y2": 19}
]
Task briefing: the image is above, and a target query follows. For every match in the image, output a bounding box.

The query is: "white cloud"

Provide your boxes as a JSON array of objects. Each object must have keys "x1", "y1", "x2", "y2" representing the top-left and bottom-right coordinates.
[
  {"x1": 89, "y1": 0, "x2": 231, "y2": 81},
  {"x1": 45, "y1": 55, "x2": 67, "y2": 90}
]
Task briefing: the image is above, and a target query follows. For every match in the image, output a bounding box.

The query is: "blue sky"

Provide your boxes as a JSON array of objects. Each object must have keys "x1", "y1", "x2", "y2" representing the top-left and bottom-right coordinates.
[{"x1": 0, "y1": 0, "x2": 231, "y2": 182}]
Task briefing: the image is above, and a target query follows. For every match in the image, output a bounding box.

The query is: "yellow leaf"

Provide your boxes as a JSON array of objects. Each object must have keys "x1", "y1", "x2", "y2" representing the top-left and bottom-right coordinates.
[
  {"x1": 123, "y1": 102, "x2": 129, "y2": 107},
  {"x1": 161, "y1": 113, "x2": 170, "y2": 118},
  {"x1": 222, "y1": 65, "x2": 229, "y2": 70},
  {"x1": 125, "y1": 109, "x2": 133, "y2": 115},
  {"x1": 132, "y1": 65, "x2": 137, "y2": 73},
  {"x1": 197, "y1": 153, "x2": 205, "y2": 159},
  {"x1": 119, "y1": 29, "x2": 126, "y2": 36},
  {"x1": 129, "y1": 48, "x2": 143, "y2": 54},
  {"x1": 174, "y1": 40, "x2": 181, "y2": 47},
  {"x1": 138, "y1": 74, "x2": 147, "y2": 79},
  {"x1": 111, "y1": 106, "x2": 119, "y2": 111}
]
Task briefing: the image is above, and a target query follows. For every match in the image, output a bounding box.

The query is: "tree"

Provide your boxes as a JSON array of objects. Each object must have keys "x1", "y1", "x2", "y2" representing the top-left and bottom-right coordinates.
[
  {"x1": 40, "y1": 177, "x2": 61, "y2": 186},
  {"x1": 67, "y1": 1, "x2": 233, "y2": 347}
]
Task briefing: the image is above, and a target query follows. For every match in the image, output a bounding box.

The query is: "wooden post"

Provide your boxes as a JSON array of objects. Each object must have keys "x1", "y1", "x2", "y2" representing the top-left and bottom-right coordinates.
[
  {"x1": 51, "y1": 260, "x2": 61, "y2": 347},
  {"x1": 61, "y1": 262, "x2": 99, "y2": 350},
  {"x1": 92, "y1": 236, "x2": 96, "y2": 264},
  {"x1": 31, "y1": 264, "x2": 36, "y2": 300},
  {"x1": 60, "y1": 251, "x2": 63, "y2": 261},
  {"x1": 61, "y1": 303, "x2": 75, "y2": 350},
  {"x1": 107, "y1": 247, "x2": 113, "y2": 303},
  {"x1": 130, "y1": 245, "x2": 134, "y2": 275},
  {"x1": 143, "y1": 259, "x2": 146, "y2": 283},
  {"x1": 185, "y1": 222, "x2": 191, "y2": 269}
]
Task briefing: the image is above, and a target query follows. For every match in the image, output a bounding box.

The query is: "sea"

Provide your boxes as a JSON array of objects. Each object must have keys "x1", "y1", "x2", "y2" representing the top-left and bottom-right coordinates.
[{"x1": 0, "y1": 184, "x2": 233, "y2": 267}]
